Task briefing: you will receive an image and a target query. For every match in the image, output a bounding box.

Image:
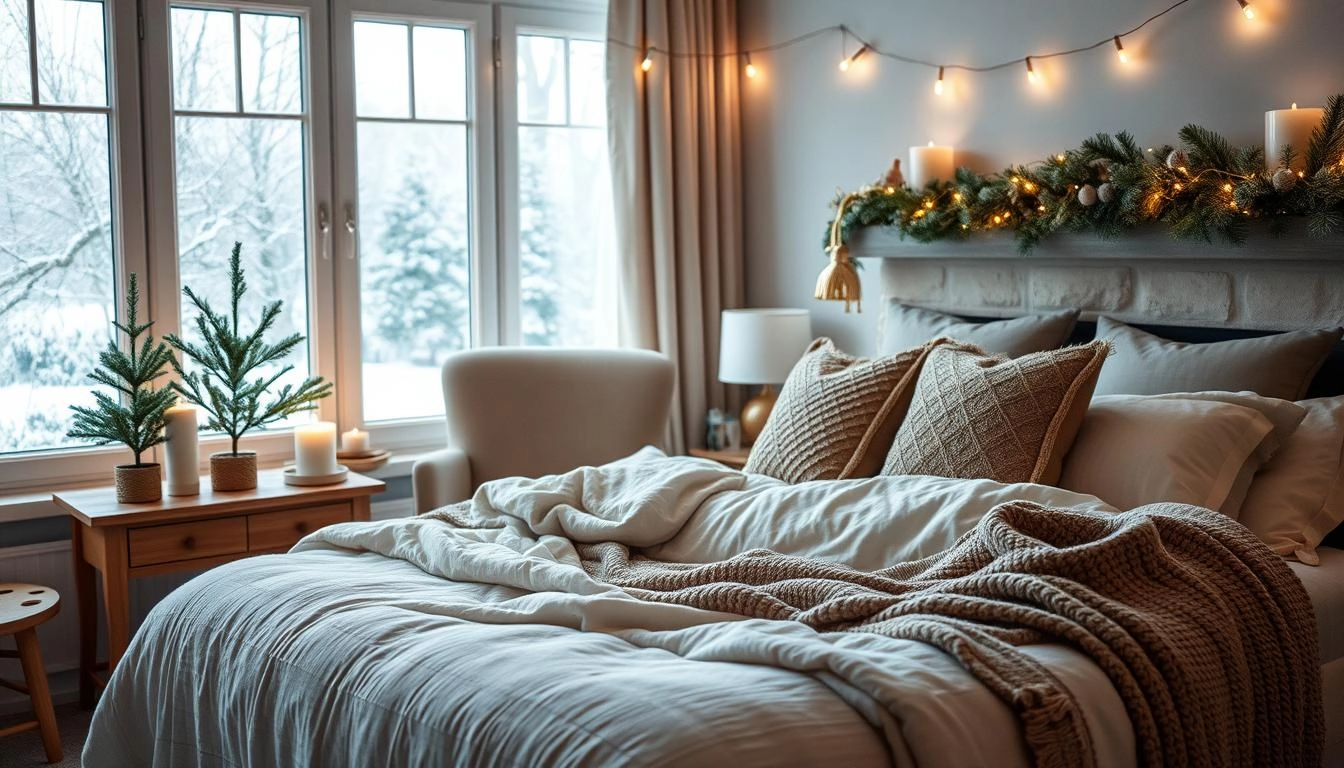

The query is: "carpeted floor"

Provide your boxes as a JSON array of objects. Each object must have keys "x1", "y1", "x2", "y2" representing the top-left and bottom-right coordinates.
[{"x1": 0, "y1": 704, "x2": 90, "y2": 768}]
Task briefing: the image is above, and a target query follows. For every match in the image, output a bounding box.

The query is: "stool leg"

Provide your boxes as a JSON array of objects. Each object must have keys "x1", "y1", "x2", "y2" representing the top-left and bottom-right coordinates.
[{"x1": 15, "y1": 627, "x2": 62, "y2": 763}]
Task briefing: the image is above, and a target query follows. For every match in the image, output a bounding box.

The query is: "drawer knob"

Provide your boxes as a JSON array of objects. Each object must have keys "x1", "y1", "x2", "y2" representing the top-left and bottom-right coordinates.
[
  {"x1": 295, "y1": 522, "x2": 309, "y2": 534},
  {"x1": 183, "y1": 536, "x2": 196, "y2": 550}
]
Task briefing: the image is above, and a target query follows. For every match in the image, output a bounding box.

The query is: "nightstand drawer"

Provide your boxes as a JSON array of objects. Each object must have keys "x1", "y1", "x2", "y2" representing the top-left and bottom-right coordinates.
[
  {"x1": 128, "y1": 517, "x2": 248, "y2": 567},
  {"x1": 247, "y1": 504, "x2": 352, "y2": 552}
]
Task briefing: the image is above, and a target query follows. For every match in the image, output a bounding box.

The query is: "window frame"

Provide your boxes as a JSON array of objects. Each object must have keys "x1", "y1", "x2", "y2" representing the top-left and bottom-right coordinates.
[
  {"x1": 0, "y1": 0, "x2": 150, "y2": 493},
  {"x1": 328, "y1": 0, "x2": 496, "y2": 449},
  {"x1": 0, "y1": 0, "x2": 608, "y2": 495}
]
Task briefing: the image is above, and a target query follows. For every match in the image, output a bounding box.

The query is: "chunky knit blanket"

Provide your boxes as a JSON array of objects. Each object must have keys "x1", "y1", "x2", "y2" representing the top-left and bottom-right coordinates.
[{"x1": 580, "y1": 501, "x2": 1323, "y2": 768}]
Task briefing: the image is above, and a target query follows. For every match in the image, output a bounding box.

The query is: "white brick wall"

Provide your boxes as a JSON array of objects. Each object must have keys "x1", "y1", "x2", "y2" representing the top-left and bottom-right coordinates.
[{"x1": 855, "y1": 226, "x2": 1344, "y2": 343}]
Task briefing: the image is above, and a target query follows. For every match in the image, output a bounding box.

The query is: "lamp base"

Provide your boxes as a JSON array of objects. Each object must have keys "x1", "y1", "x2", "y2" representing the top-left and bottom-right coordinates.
[{"x1": 740, "y1": 385, "x2": 778, "y2": 445}]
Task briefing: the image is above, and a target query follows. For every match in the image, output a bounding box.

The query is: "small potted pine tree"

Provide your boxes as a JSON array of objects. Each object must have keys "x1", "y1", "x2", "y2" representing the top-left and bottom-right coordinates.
[
  {"x1": 67, "y1": 274, "x2": 178, "y2": 503},
  {"x1": 167, "y1": 242, "x2": 332, "y2": 491}
]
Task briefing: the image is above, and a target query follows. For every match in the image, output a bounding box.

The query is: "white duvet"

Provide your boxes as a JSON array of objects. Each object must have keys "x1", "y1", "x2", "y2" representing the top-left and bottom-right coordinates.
[{"x1": 85, "y1": 448, "x2": 1139, "y2": 767}]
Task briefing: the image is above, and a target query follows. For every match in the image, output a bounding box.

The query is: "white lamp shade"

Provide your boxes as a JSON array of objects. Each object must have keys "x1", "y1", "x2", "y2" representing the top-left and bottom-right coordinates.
[{"x1": 718, "y1": 308, "x2": 813, "y2": 384}]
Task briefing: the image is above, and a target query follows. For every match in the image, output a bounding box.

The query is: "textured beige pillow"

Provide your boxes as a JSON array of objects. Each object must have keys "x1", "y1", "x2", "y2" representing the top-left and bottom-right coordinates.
[
  {"x1": 1058, "y1": 394, "x2": 1290, "y2": 517},
  {"x1": 1239, "y1": 396, "x2": 1344, "y2": 565},
  {"x1": 880, "y1": 340, "x2": 1108, "y2": 485},
  {"x1": 745, "y1": 338, "x2": 940, "y2": 482},
  {"x1": 880, "y1": 302, "x2": 1079, "y2": 358},
  {"x1": 1093, "y1": 316, "x2": 1342, "y2": 400}
]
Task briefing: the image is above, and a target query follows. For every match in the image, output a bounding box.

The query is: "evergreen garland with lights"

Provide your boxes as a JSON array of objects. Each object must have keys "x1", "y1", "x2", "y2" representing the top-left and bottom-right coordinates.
[{"x1": 826, "y1": 93, "x2": 1344, "y2": 255}]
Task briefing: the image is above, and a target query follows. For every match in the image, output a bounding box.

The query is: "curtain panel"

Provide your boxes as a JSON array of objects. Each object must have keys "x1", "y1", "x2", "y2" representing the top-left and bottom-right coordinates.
[{"x1": 606, "y1": 0, "x2": 746, "y2": 453}]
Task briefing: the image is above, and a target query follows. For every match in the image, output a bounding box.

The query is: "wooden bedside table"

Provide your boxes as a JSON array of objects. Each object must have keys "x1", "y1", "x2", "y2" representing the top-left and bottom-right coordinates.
[
  {"x1": 688, "y1": 447, "x2": 751, "y2": 469},
  {"x1": 53, "y1": 468, "x2": 385, "y2": 706}
]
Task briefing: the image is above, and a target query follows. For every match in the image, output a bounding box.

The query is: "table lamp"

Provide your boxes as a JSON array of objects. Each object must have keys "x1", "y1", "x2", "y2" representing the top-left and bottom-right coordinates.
[{"x1": 719, "y1": 308, "x2": 813, "y2": 444}]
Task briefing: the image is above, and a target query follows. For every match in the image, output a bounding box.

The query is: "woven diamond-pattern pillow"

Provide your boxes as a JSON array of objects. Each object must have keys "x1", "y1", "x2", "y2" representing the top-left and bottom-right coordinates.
[
  {"x1": 881, "y1": 340, "x2": 1109, "y2": 485},
  {"x1": 745, "y1": 338, "x2": 941, "y2": 482}
]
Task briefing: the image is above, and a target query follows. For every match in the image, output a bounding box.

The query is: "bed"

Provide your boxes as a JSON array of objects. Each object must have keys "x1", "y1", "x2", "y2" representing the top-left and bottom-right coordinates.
[{"x1": 83, "y1": 316, "x2": 1344, "y2": 767}]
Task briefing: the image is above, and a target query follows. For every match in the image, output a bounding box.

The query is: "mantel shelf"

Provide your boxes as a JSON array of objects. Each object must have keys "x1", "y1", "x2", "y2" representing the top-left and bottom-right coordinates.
[{"x1": 848, "y1": 221, "x2": 1344, "y2": 263}]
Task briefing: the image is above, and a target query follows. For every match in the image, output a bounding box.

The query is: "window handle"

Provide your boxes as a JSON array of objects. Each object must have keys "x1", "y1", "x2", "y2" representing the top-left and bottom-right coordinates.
[
  {"x1": 317, "y1": 204, "x2": 332, "y2": 259},
  {"x1": 344, "y1": 205, "x2": 357, "y2": 236}
]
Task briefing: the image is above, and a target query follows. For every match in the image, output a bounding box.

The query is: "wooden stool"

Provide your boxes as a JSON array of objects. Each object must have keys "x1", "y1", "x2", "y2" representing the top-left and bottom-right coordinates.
[{"x1": 0, "y1": 583, "x2": 62, "y2": 763}]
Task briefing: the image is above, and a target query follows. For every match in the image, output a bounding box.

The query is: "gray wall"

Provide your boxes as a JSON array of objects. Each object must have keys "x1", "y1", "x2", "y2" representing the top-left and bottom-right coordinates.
[{"x1": 740, "y1": 0, "x2": 1344, "y2": 355}]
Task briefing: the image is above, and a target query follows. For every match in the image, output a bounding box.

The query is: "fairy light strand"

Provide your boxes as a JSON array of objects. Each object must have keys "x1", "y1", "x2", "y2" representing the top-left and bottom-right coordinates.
[{"x1": 610, "y1": 0, "x2": 1247, "y2": 81}]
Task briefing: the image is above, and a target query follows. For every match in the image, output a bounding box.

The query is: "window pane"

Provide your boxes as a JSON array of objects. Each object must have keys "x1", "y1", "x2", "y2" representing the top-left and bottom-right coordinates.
[
  {"x1": 35, "y1": 0, "x2": 107, "y2": 107},
  {"x1": 0, "y1": 111, "x2": 115, "y2": 453},
  {"x1": 240, "y1": 13, "x2": 301, "y2": 115},
  {"x1": 357, "y1": 122, "x2": 469, "y2": 422},
  {"x1": 0, "y1": 0, "x2": 32, "y2": 103},
  {"x1": 174, "y1": 116, "x2": 312, "y2": 390},
  {"x1": 412, "y1": 25, "x2": 465, "y2": 121},
  {"x1": 517, "y1": 34, "x2": 564, "y2": 124},
  {"x1": 172, "y1": 7, "x2": 237, "y2": 112},
  {"x1": 519, "y1": 126, "x2": 616, "y2": 346},
  {"x1": 354, "y1": 21, "x2": 408, "y2": 119},
  {"x1": 568, "y1": 39, "x2": 604, "y2": 127}
]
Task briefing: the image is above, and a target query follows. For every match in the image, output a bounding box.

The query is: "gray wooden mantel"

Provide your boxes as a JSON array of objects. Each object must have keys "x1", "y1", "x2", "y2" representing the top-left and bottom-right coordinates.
[{"x1": 847, "y1": 223, "x2": 1344, "y2": 343}]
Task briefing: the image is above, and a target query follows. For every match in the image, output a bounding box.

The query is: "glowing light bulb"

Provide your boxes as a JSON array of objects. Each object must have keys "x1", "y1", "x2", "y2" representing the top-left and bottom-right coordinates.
[
  {"x1": 953, "y1": 192, "x2": 963, "y2": 202},
  {"x1": 1056, "y1": 153, "x2": 1066, "y2": 163},
  {"x1": 934, "y1": 66, "x2": 945, "y2": 96},
  {"x1": 1237, "y1": 0, "x2": 1255, "y2": 19},
  {"x1": 1113, "y1": 36, "x2": 1128, "y2": 64},
  {"x1": 1025, "y1": 57, "x2": 1039, "y2": 85},
  {"x1": 840, "y1": 44, "x2": 868, "y2": 73},
  {"x1": 1223, "y1": 183, "x2": 1233, "y2": 192},
  {"x1": 640, "y1": 50, "x2": 653, "y2": 72},
  {"x1": 744, "y1": 54, "x2": 757, "y2": 79}
]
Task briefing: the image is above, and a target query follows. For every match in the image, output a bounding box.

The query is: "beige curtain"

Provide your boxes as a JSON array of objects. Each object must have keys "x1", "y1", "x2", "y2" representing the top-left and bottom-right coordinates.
[{"x1": 606, "y1": 0, "x2": 746, "y2": 454}]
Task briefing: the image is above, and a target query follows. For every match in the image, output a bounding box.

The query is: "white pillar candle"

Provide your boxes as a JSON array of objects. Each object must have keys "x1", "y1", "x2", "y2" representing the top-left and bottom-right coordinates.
[
  {"x1": 1265, "y1": 103, "x2": 1324, "y2": 171},
  {"x1": 163, "y1": 404, "x2": 199, "y2": 496},
  {"x1": 294, "y1": 422, "x2": 338, "y2": 476},
  {"x1": 341, "y1": 428, "x2": 369, "y2": 454},
  {"x1": 908, "y1": 141, "x2": 955, "y2": 189}
]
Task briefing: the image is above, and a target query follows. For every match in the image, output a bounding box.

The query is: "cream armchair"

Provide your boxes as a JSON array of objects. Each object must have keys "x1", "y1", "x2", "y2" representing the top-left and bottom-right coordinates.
[{"x1": 411, "y1": 347, "x2": 676, "y2": 514}]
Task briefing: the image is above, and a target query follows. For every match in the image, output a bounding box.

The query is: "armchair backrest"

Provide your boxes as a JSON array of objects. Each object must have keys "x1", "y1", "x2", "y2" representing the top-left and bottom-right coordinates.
[{"x1": 440, "y1": 347, "x2": 675, "y2": 490}]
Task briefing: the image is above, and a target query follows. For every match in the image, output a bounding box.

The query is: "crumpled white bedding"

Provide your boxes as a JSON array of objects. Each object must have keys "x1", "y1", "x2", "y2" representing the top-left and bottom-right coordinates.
[{"x1": 86, "y1": 447, "x2": 1151, "y2": 767}]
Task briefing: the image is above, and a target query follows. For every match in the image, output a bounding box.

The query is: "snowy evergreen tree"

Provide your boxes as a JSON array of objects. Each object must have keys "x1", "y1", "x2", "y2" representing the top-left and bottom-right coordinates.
[
  {"x1": 519, "y1": 135, "x2": 562, "y2": 345},
  {"x1": 368, "y1": 173, "x2": 470, "y2": 364}
]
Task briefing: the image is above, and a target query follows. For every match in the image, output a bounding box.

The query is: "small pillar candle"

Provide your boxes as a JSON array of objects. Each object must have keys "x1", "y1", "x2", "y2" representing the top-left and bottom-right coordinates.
[
  {"x1": 341, "y1": 428, "x2": 369, "y2": 454},
  {"x1": 163, "y1": 404, "x2": 199, "y2": 496},
  {"x1": 294, "y1": 422, "x2": 338, "y2": 476},
  {"x1": 908, "y1": 141, "x2": 955, "y2": 189},
  {"x1": 1265, "y1": 103, "x2": 1324, "y2": 171}
]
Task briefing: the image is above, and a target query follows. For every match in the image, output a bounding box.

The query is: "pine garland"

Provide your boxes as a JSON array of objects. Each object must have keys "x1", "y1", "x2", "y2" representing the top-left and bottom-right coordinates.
[{"x1": 826, "y1": 93, "x2": 1344, "y2": 255}]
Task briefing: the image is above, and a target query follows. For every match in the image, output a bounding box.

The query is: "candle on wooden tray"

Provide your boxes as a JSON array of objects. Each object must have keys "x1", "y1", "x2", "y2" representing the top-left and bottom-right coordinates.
[
  {"x1": 163, "y1": 404, "x2": 199, "y2": 496},
  {"x1": 908, "y1": 141, "x2": 955, "y2": 189},
  {"x1": 1265, "y1": 103, "x2": 1324, "y2": 171},
  {"x1": 341, "y1": 428, "x2": 369, "y2": 454},
  {"x1": 294, "y1": 422, "x2": 338, "y2": 476}
]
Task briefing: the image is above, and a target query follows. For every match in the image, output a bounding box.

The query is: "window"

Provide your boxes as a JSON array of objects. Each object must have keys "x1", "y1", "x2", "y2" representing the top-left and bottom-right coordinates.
[
  {"x1": 0, "y1": 0, "x2": 119, "y2": 455},
  {"x1": 168, "y1": 6, "x2": 316, "y2": 408},
  {"x1": 0, "y1": 0, "x2": 615, "y2": 491},
  {"x1": 506, "y1": 18, "x2": 616, "y2": 349}
]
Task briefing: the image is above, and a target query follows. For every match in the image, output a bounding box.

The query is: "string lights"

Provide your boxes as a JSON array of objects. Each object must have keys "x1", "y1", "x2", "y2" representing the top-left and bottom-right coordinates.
[{"x1": 614, "y1": 0, "x2": 1256, "y2": 93}]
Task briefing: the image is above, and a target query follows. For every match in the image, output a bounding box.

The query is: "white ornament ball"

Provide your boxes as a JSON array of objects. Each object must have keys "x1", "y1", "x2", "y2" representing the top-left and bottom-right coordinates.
[
  {"x1": 1271, "y1": 168, "x2": 1297, "y2": 192},
  {"x1": 1077, "y1": 184, "x2": 1099, "y2": 207},
  {"x1": 1097, "y1": 182, "x2": 1117, "y2": 204},
  {"x1": 1166, "y1": 149, "x2": 1188, "y2": 170}
]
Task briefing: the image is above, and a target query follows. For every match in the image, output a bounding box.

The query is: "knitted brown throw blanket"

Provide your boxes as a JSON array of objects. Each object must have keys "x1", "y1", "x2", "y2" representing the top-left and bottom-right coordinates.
[{"x1": 579, "y1": 501, "x2": 1322, "y2": 768}]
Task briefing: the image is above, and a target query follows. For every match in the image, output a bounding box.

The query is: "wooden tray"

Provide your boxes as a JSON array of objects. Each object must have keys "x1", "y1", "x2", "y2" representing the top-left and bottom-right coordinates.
[{"x1": 336, "y1": 449, "x2": 391, "y2": 473}]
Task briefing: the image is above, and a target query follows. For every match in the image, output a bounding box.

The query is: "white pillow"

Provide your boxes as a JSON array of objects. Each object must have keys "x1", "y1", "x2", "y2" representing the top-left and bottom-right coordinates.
[
  {"x1": 1059, "y1": 394, "x2": 1287, "y2": 515},
  {"x1": 1239, "y1": 396, "x2": 1344, "y2": 565}
]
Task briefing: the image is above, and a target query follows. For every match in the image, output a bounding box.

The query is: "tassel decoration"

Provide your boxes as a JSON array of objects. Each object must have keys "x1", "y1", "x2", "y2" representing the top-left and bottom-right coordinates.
[{"x1": 815, "y1": 192, "x2": 863, "y2": 312}]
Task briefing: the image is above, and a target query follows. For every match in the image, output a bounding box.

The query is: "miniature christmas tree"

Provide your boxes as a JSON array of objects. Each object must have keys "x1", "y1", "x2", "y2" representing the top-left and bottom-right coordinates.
[
  {"x1": 66, "y1": 273, "x2": 177, "y2": 466},
  {"x1": 167, "y1": 242, "x2": 332, "y2": 456}
]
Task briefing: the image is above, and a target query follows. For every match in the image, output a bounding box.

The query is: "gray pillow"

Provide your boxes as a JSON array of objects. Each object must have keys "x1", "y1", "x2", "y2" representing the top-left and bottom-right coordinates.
[
  {"x1": 880, "y1": 302, "x2": 1079, "y2": 358},
  {"x1": 1093, "y1": 316, "x2": 1342, "y2": 400}
]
